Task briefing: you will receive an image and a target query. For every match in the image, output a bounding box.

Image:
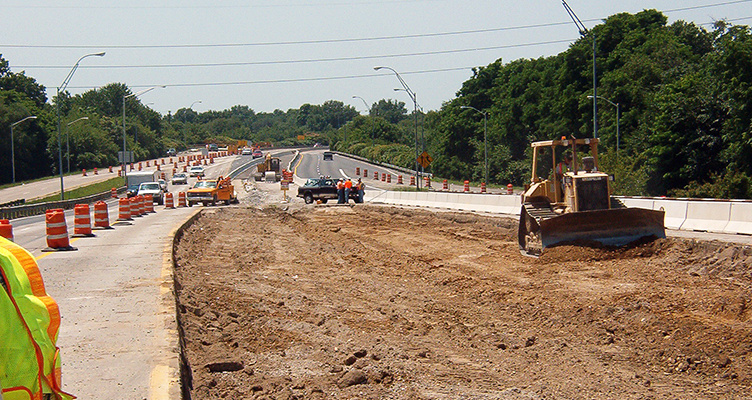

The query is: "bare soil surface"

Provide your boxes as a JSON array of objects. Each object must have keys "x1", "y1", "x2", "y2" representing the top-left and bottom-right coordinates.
[{"x1": 174, "y1": 185, "x2": 752, "y2": 399}]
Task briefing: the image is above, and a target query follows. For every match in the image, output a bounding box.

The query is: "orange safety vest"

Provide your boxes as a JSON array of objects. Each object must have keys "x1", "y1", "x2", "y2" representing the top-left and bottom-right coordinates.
[
  {"x1": 0, "y1": 237, "x2": 74, "y2": 400},
  {"x1": 344, "y1": 180, "x2": 353, "y2": 189}
]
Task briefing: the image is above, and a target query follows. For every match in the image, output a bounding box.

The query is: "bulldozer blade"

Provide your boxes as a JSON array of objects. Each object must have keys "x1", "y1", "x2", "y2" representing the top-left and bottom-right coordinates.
[{"x1": 539, "y1": 208, "x2": 665, "y2": 250}]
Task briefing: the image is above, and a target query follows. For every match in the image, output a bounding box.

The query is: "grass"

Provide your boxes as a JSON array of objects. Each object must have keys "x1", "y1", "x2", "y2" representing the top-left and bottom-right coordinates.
[{"x1": 27, "y1": 177, "x2": 125, "y2": 204}]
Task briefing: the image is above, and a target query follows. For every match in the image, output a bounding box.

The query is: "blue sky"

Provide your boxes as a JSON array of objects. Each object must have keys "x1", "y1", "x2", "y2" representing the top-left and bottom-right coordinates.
[{"x1": 2, "y1": 0, "x2": 751, "y2": 115}]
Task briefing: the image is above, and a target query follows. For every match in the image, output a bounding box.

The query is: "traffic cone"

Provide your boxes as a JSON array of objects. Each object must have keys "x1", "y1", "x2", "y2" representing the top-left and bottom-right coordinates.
[{"x1": 0, "y1": 219, "x2": 13, "y2": 242}]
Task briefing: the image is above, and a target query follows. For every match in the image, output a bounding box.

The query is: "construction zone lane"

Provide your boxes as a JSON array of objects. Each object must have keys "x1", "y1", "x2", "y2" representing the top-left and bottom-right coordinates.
[{"x1": 174, "y1": 206, "x2": 752, "y2": 399}]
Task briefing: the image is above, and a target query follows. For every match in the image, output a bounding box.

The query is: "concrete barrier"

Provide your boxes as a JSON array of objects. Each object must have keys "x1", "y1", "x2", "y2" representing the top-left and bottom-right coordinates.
[
  {"x1": 724, "y1": 201, "x2": 752, "y2": 235},
  {"x1": 680, "y1": 200, "x2": 731, "y2": 233},
  {"x1": 651, "y1": 199, "x2": 687, "y2": 230}
]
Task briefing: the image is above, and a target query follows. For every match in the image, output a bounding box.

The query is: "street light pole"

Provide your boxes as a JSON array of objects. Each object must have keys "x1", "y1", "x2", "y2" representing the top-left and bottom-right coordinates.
[
  {"x1": 563, "y1": 0, "x2": 597, "y2": 138},
  {"x1": 588, "y1": 95, "x2": 620, "y2": 160},
  {"x1": 352, "y1": 95, "x2": 374, "y2": 146},
  {"x1": 374, "y1": 66, "x2": 421, "y2": 189},
  {"x1": 460, "y1": 106, "x2": 489, "y2": 186},
  {"x1": 122, "y1": 86, "x2": 165, "y2": 187},
  {"x1": 56, "y1": 51, "x2": 105, "y2": 200},
  {"x1": 65, "y1": 116, "x2": 89, "y2": 174},
  {"x1": 10, "y1": 116, "x2": 37, "y2": 184}
]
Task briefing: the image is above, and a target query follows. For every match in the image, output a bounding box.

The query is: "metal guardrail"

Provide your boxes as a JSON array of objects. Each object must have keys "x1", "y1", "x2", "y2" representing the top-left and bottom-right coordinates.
[
  {"x1": 0, "y1": 199, "x2": 26, "y2": 208},
  {"x1": 0, "y1": 187, "x2": 126, "y2": 220}
]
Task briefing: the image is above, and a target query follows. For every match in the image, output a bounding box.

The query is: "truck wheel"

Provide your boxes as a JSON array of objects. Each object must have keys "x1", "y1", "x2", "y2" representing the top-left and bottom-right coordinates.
[
  {"x1": 304, "y1": 193, "x2": 313, "y2": 204},
  {"x1": 188, "y1": 201, "x2": 193, "y2": 207},
  {"x1": 212, "y1": 195, "x2": 217, "y2": 206}
]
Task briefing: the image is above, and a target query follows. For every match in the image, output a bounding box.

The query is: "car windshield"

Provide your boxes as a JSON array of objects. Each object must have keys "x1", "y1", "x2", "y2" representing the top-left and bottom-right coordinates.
[
  {"x1": 193, "y1": 181, "x2": 217, "y2": 188},
  {"x1": 140, "y1": 183, "x2": 159, "y2": 190},
  {"x1": 190, "y1": 167, "x2": 203, "y2": 171},
  {"x1": 304, "y1": 179, "x2": 320, "y2": 187},
  {"x1": 174, "y1": 174, "x2": 186, "y2": 178}
]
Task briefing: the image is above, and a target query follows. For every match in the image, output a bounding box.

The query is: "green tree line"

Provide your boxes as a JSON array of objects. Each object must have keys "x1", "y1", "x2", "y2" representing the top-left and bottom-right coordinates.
[{"x1": 2, "y1": 9, "x2": 751, "y2": 198}]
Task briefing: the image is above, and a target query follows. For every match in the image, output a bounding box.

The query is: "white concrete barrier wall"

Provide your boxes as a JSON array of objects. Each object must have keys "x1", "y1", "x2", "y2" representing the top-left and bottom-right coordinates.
[
  {"x1": 367, "y1": 191, "x2": 751, "y2": 237},
  {"x1": 681, "y1": 200, "x2": 731, "y2": 233},
  {"x1": 724, "y1": 202, "x2": 752, "y2": 235}
]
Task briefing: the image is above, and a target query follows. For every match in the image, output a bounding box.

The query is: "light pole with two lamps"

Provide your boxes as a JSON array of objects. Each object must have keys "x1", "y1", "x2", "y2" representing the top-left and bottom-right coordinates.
[
  {"x1": 56, "y1": 52, "x2": 106, "y2": 200},
  {"x1": 374, "y1": 66, "x2": 421, "y2": 189},
  {"x1": 460, "y1": 106, "x2": 489, "y2": 186},
  {"x1": 10, "y1": 116, "x2": 37, "y2": 184},
  {"x1": 122, "y1": 86, "x2": 165, "y2": 187},
  {"x1": 65, "y1": 116, "x2": 89, "y2": 174}
]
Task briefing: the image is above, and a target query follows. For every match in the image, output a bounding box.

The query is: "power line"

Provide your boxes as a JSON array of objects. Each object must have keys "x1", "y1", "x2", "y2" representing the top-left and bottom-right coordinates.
[
  {"x1": 4, "y1": 0, "x2": 750, "y2": 50},
  {"x1": 17, "y1": 38, "x2": 576, "y2": 70}
]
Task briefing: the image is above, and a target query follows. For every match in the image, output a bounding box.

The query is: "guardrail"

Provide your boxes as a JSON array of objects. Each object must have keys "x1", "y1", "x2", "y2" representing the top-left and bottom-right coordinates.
[
  {"x1": 0, "y1": 187, "x2": 126, "y2": 220},
  {"x1": 0, "y1": 199, "x2": 26, "y2": 208},
  {"x1": 366, "y1": 191, "x2": 752, "y2": 237}
]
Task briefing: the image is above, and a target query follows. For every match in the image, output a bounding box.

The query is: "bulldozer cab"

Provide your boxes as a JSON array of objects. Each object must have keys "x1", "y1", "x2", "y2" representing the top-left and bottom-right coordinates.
[{"x1": 530, "y1": 137, "x2": 601, "y2": 207}]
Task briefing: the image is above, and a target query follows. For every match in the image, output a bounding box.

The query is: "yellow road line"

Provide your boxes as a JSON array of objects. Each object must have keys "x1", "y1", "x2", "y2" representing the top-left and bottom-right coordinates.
[{"x1": 34, "y1": 237, "x2": 80, "y2": 261}]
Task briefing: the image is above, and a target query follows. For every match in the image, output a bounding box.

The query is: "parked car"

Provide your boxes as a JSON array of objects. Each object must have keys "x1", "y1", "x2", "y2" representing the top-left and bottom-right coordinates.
[
  {"x1": 171, "y1": 173, "x2": 188, "y2": 185},
  {"x1": 188, "y1": 166, "x2": 205, "y2": 177},
  {"x1": 137, "y1": 182, "x2": 165, "y2": 205}
]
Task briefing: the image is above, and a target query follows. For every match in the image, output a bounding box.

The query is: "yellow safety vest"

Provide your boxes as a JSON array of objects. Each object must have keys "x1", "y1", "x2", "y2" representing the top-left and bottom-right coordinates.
[{"x1": 0, "y1": 237, "x2": 74, "y2": 400}]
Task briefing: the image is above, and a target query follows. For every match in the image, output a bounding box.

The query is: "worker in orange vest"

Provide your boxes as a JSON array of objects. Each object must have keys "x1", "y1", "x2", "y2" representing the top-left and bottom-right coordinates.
[
  {"x1": 336, "y1": 179, "x2": 345, "y2": 204},
  {"x1": 344, "y1": 178, "x2": 353, "y2": 203}
]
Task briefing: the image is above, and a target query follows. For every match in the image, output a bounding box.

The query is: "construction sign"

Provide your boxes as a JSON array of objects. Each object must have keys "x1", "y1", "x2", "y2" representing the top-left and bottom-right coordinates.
[{"x1": 418, "y1": 151, "x2": 433, "y2": 168}]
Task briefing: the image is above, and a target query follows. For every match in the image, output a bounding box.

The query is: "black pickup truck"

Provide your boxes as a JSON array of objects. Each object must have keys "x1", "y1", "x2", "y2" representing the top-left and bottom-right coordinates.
[{"x1": 297, "y1": 178, "x2": 363, "y2": 204}]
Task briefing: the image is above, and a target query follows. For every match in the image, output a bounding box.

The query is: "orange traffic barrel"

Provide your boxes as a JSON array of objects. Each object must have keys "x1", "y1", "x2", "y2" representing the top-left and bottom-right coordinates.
[
  {"x1": 507, "y1": 183, "x2": 514, "y2": 195},
  {"x1": 463, "y1": 180, "x2": 470, "y2": 192},
  {"x1": 0, "y1": 219, "x2": 13, "y2": 241},
  {"x1": 386, "y1": 174, "x2": 391, "y2": 183},
  {"x1": 144, "y1": 194, "x2": 155, "y2": 213},
  {"x1": 111, "y1": 187, "x2": 118, "y2": 198},
  {"x1": 397, "y1": 175, "x2": 403, "y2": 185},
  {"x1": 72, "y1": 204, "x2": 95, "y2": 237},
  {"x1": 43, "y1": 209, "x2": 76, "y2": 251},
  {"x1": 356, "y1": 167, "x2": 360, "y2": 176},
  {"x1": 109, "y1": 165, "x2": 113, "y2": 173},
  {"x1": 363, "y1": 169, "x2": 368, "y2": 177},
  {"x1": 178, "y1": 192, "x2": 187, "y2": 207},
  {"x1": 94, "y1": 167, "x2": 98, "y2": 175},
  {"x1": 381, "y1": 173, "x2": 386, "y2": 182},
  {"x1": 373, "y1": 171, "x2": 378, "y2": 180},
  {"x1": 156, "y1": 164, "x2": 161, "y2": 171},
  {"x1": 130, "y1": 197, "x2": 142, "y2": 217},
  {"x1": 146, "y1": 160, "x2": 150, "y2": 167},
  {"x1": 117, "y1": 198, "x2": 132, "y2": 221},
  {"x1": 410, "y1": 176, "x2": 415, "y2": 186},
  {"x1": 82, "y1": 169, "x2": 87, "y2": 176},
  {"x1": 137, "y1": 195, "x2": 146, "y2": 216},
  {"x1": 93, "y1": 201, "x2": 113, "y2": 229},
  {"x1": 425, "y1": 176, "x2": 431, "y2": 188},
  {"x1": 165, "y1": 192, "x2": 175, "y2": 209},
  {"x1": 480, "y1": 182, "x2": 487, "y2": 193},
  {"x1": 443, "y1": 179, "x2": 448, "y2": 190}
]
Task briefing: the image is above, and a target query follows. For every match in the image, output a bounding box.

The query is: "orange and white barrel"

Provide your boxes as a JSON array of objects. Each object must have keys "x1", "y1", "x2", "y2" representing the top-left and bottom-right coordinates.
[
  {"x1": 144, "y1": 195, "x2": 155, "y2": 213},
  {"x1": 463, "y1": 180, "x2": 470, "y2": 192},
  {"x1": 507, "y1": 183, "x2": 514, "y2": 195},
  {"x1": 363, "y1": 169, "x2": 368, "y2": 178},
  {"x1": 381, "y1": 173, "x2": 386, "y2": 182},
  {"x1": 94, "y1": 167, "x2": 98, "y2": 175},
  {"x1": 82, "y1": 169, "x2": 87, "y2": 176},
  {"x1": 130, "y1": 197, "x2": 142, "y2": 217},
  {"x1": 45, "y1": 209, "x2": 72, "y2": 249},
  {"x1": 443, "y1": 179, "x2": 448, "y2": 190},
  {"x1": 117, "y1": 198, "x2": 132, "y2": 221},
  {"x1": 410, "y1": 176, "x2": 415, "y2": 186},
  {"x1": 93, "y1": 201, "x2": 111, "y2": 229},
  {"x1": 480, "y1": 182, "x2": 486, "y2": 193},
  {"x1": 356, "y1": 167, "x2": 360, "y2": 176},
  {"x1": 397, "y1": 175, "x2": 403, "y2": 185},
  {"x1": 424, "y1": 176, "x2": 431, "y2": 188},
  {"x1": 111, "y1": 187, "x2": 118, "y2": 198},
  {"x1": 387, "y1": 174, "x2": 391, "y2": 183},
  {"x1": 73, "y1": 204, "x2": 94, "y2": 237},
  {"x1": 373, "y1": 171, "x2": 378, "y2": 180},
  {"x1": 165, "y1": 192, "x2": 175, "y2": 209},
  {"x1": 137, "y1": 195, "x2": 146, "y2": 216},
  {"x1": 0, "y1": 219, "x2": 13, "y2": 241},
  {"x1": 178, "y1": 192, "x2": 187, "y2": 207}
]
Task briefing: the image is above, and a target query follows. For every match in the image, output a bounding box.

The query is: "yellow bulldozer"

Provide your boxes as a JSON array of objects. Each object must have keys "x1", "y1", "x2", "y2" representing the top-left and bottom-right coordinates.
[
  {"x1": 518, "y1": 137, "x2": 665, "y2": 256},
  {"x1": 254, "y1": 153, "x2": 281, "y2": 182}
]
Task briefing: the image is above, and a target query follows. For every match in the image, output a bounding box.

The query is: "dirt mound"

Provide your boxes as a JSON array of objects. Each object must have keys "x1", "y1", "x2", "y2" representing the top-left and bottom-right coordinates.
[{"x1": 174, "y1": 205, "x2": 752, "y2": 399}]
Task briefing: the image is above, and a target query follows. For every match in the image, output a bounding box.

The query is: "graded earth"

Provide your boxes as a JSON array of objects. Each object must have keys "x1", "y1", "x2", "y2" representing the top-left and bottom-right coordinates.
[{"x1": 174, "y1": 191, "x2": 752, "y2": 399}]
